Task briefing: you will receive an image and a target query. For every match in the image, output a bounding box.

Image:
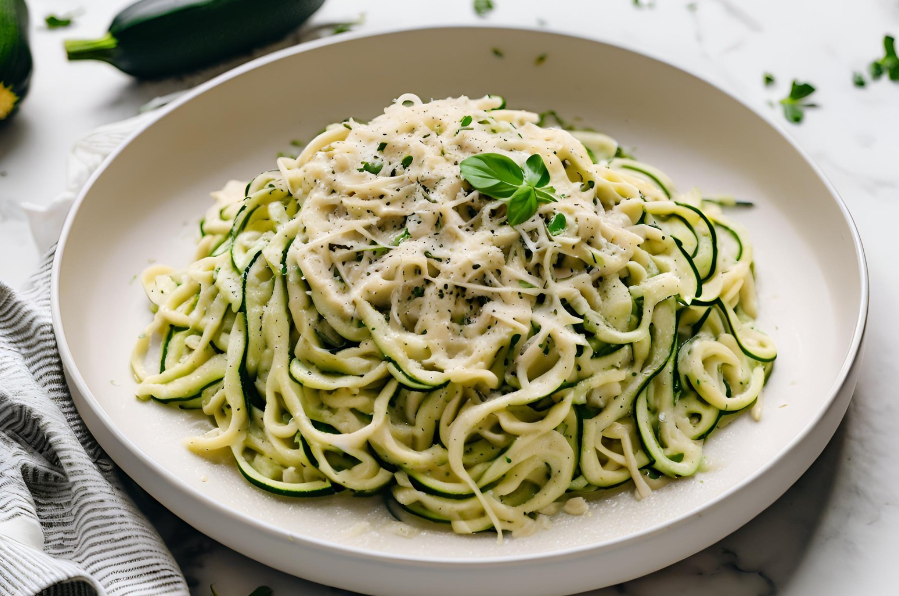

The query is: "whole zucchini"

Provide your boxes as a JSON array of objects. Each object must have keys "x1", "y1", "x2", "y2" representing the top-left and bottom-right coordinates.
[
  {"x1": 0, "y1": 0, "x2": 32, "y2": 121},
  {"x1": 64, "y1": 0, "x2": 325, "y2": 79}
]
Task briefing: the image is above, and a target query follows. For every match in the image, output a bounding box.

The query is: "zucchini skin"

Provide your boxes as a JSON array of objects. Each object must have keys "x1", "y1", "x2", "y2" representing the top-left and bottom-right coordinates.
[
  {"x1": 65, "y1": 0, "x2": 325, "y2": 79},
  {"x1": 0, "y1": 0, "x2": 32, "y2": 120}
]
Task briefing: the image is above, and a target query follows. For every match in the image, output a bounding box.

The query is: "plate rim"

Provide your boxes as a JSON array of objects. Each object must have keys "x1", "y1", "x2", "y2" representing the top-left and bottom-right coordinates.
[{"x1": 50, "y1": 23, "x2": 870, "y2": 567}]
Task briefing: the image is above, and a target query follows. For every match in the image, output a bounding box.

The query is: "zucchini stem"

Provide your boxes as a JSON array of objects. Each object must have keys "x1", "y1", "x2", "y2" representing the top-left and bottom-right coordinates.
[{"x1": 65, "y1": 33, "x2": 118, "y2": 63}]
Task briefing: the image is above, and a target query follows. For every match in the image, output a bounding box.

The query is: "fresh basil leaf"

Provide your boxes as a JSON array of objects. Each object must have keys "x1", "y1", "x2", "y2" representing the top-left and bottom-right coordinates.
[
  {"x1": 763, "y1": 72, "x2": 775, "y2": 86},
  {"x1": 522, "y1": 153, "x2": 550, "y2": 187},
  {"x1": 460, "y1": 153, "x2": 523, "y2": 198},
  {"x1": 507, "y1": 186, "x2": 538, "y2": 226},
  {"x1": 401, "y1": 155, "x2": 413, "y2": 168},
  {"x1": 535, "y1": 188, "x2": 558, "y2": 204},
  {"x1": 871, "y1": 60, "x2": 885, "y2": 80},
  {"x1": 779, "y1": 80, "x2": 817, "y2": 124},
  {"x1": 547, "y1": 213, "x2": 567, "y2": 236},
  {"x1": 377, "y1": 142, "x2": 387, "y2": 152},
  {"x1": 461, "y1": 115, "x2": 473, "y2": 127}
]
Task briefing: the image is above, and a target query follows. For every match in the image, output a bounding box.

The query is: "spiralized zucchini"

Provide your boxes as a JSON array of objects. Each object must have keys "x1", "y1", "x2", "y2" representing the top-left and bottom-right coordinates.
[{"x1": 132, "y1": 95, "x2": 775, "y2": 538}]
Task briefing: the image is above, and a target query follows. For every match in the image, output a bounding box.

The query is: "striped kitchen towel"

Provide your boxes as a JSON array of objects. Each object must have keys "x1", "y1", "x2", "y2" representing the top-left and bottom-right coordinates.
[
  {"x1": 0, "y1": 253, "x2": 189, "y2": 596},
  {"x1": 0, "y1": 111, "x2": 189, "y2": 596}
]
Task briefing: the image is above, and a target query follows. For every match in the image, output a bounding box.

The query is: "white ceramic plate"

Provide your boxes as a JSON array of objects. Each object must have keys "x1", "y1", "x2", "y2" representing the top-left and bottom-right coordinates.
[{"x1": 52, "y1": 27, "x2": 867, "y2": 596}]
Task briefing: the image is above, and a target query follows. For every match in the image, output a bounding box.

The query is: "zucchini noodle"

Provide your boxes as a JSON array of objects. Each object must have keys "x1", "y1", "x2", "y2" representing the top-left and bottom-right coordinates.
[{"x1": 132, "y1": 95, "x2": 776, "y2": 538}]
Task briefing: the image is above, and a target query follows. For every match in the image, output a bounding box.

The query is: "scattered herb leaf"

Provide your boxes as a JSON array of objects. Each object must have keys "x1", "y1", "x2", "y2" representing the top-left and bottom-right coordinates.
[
  {"x1": 393, "y1": 228, "x2": 411, "y2": 246},
  {"x1": 547, "y1": 213, "x2": 567, "y2": 236},
  {"x1": 411, "y1": 286, "x2": 425, "y2": 298},
  {"x1": 518, "y1": 280, "x2": 537, "y2": 289},
  {"x1": 763, "y1": 72, "x2": 775, "y2": 86},
  {"x1": 869, "y1": 35, "x2": 899, "y2": 81},
  {"x1": 614, "y1": 146, "x2": 636, "y2": 160},
  {"x1": 460, "y1": 153, "x2": 558, "y2": 226},
  {"x1": 402, "y1": 99, "x2": 414, "y2": 107},
  {"x1": 377, "y1": 142, "x2": 387, "y2": 152},
  {"x1": 535, "y1": 53, "x2": 548, "y2": 66},
  {"x1": 45, "y1": 13, "x2": 74, "y2": 28},
  {"x1": 492, "y1": 47, "x2": 504, "y2": 58},
  {"x1": 853, "y1": 72, "x2": 866, "y2": 87},
  {"x1": 779, "y1": 80, "x2": 817, "y2": 124},
  {"x1": 474, "y1": 0, "x2": 494, "y2": 17},
  {"x1": 401, "y1": 155, "x2": 413, "y2": 168},
  {"x1": 358, "y1": 161, "x2": 383, "y2": 175},
  {"x1": 461, "y1": 115, "x2": 473, "y2": 127}
]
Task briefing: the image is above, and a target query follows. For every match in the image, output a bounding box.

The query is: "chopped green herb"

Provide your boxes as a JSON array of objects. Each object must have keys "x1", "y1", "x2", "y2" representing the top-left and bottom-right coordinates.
[
  {"x1": 358, "y1": 161, "x2": 383, "y2": 175},
  {"x1": 518, "y1": 280, "x2": 537, "y2": 289},
  {"x1": 377, "y1": 142, "x2": 387, "y2": 152},
  {"x1": 332, "y1": 14, "x2": 364, "y2": 35},
  {"x1": 474, "y1": 0, "x2": 494, "y2": 17},
  {"x1": 461, "y1": 115, "x2": 473, "y2": 127},
  {"x1": 393, "y1": 228, "x2": 411, "y2": 245},
  {"x1": 45, "y1": 13, "x2": 74, "y2": 29},
  {"x1": 763, "y1": 72, "x2": 775, "y2": 86},
  {"x1": 411, "y1": 286, "x2": 425, "y2": 298},
  {"x1": 547, "y1": 213, "x2": 567, "y2": 236},
  {"x1": 779, "y1": 80, "x2": 818, "y2": 124},
  {"x1": 535, "y1": 53, "x2": 548, "y2": 66},
  {"x1": 869, "y1": 35, "x2": 899, "y2": 81},
  {"x1": 342, "y1": 122, "x2": 352, "y2": 130},
  {"x1": 853, "y1": 72, "x2": 867, "y2": 87},
  {"x1": 402, "y1": 99, "x2": 414, "y2": 107},
  {"x1": 290, "y1": 139, "x2": 304, "y2": 147},
  {"x1": 401, "y1": 155, "x2": 413, "y2": 168},
  {"x1": 505, "y1": 456, "x2": 512, "y2": 463},
  {"x1": 492, "y1": 47, "x2": 504, "y2": 58}
]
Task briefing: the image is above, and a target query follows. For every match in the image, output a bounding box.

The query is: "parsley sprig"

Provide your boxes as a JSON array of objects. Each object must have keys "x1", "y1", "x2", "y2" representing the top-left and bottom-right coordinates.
[
  {"x1": 870, "y1": 35, "x2": 899, "y2": 81},
  {"x1": 779, "y1": 81, "x2": 817, "y2": 124},
  {"x1": 460, "y1": 153, "x2": 558, "y2": 226}
]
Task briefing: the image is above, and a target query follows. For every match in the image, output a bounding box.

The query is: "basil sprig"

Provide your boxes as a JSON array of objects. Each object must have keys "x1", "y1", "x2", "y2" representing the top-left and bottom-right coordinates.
[{"x1": 460, "y1": 153, "x2": 558, "y2": 225}]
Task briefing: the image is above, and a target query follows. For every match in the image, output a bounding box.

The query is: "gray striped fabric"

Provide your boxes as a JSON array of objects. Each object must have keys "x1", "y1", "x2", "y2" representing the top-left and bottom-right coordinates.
[{"x1": 0, "y1": 252, "x2": 188, "y2": 596}]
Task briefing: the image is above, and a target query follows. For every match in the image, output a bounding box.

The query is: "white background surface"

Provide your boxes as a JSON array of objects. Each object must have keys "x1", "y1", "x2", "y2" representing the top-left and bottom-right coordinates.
[{"x1": 1, "y1": 1, "x2": 898, "y2": 594}]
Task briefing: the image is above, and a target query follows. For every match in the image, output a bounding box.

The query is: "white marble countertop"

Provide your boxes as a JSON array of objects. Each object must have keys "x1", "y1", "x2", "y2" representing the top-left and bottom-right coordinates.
[{"x1": 2, "y1": 0, "x2": 897, "y2": 594}]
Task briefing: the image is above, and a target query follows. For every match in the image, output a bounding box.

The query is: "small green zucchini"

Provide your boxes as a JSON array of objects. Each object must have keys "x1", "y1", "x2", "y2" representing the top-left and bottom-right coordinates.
[
  {"x1": 0, "y1": 0, "x2": 32, "y2": 120},
  {"x1": 64, "y1": 0, "x2": 325, "y2": 79}
]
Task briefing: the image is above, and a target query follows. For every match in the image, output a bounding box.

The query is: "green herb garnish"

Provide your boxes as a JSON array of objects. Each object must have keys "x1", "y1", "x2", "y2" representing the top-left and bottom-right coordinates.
[
  {"x1": 535, "y1": 53, "x2": 548, "y2": 66},
  {"x1": 870, "y1": 35, "x2": 899, "y2": 81},
  {"x1": 461, "y1": 115, "x2": 473, "y2": 127},
  {"x1": 460, "y1": 153, "x2": 559, "y2": 226},
  {"x1": 492, "y1": 47, "x2": 504, "y2": 58},
  {"x1": 518, "y1": 280, "x2": 536, "y2": 289},
  {"x1": 377, "y1": 142, "x2": 387, "y2": 152},
  {"x1": 474, "y1": 0, "x2": 494, "y2": 17},
  {"x1": 763, "y1": 72, "x2": 775, "y2": 86},
  {"x1": 547, "y1": 213, "x2": 567, "y2": 236},
  {"x1": 779, "y1": 81, "x2": 817, "y2": 124},
  {"x1": 401, "y1": 155, "x2": 413, "y2": 168},
  {"x1": 393, "y1": 228, "x2": 411, "y2": 245},
  {"x1": 411, "y1": 286, "x2": 425, "y2": 298},
  {"x1": 45, "y1": 13, "x2": 74, "y2": 28},
  {"x1": 358, "y1": 161, "x2": 383, "y2": 175},
  {"x1": 853, "y1": 72, "x2": 866, "y2": 87}
]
